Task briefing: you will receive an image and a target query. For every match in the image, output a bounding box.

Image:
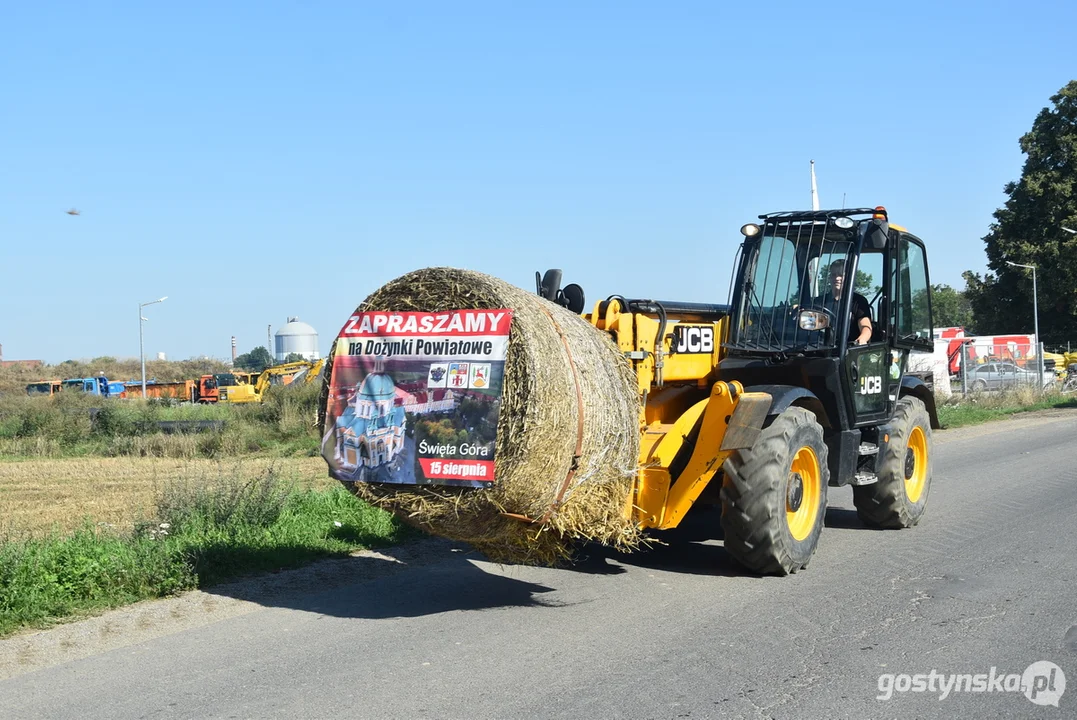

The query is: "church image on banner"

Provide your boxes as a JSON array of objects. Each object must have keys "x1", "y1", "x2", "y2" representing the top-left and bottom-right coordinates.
[{"x1": 332, "y1": 360, "x2": 407, "y2": 476}]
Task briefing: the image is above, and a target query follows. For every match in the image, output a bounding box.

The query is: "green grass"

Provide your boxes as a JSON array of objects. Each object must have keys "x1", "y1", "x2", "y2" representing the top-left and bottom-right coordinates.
[
  {"x1": 937, "y1": 387, "x2": 1077, "y2": 429},
  {"x1": 0, "y1": 468, "x2": 413, "y2": 637}
]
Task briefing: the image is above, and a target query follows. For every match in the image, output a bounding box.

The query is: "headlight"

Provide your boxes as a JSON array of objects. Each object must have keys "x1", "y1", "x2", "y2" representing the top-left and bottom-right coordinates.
[
  {"x1": 798, "y1": 310, "x2": 831, "y2": 330},
  {"x1": 741, "y1": 223, "x2": 761, "y2": 237},
  {"x1": 834, "y1": 217, "x2": 854, "y2": 229}
]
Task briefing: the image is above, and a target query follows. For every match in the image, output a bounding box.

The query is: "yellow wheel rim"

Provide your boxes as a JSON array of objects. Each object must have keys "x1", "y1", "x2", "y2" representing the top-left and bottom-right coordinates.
[
  {"x1": 786, "y1": 446, "x2": 821, "y2": 542},
  {"x1": 905, "y1": 426, "x2": 928, "y2": 503}
]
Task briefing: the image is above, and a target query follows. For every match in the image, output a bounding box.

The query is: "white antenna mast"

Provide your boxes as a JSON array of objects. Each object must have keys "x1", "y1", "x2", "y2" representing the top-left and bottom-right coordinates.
[{"x1": 810, "y1": 160, "x2": 820, "y2": 211}]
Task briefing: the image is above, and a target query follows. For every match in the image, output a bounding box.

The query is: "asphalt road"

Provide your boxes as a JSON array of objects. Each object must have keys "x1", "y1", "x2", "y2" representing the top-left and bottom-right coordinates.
[{"x1": 2, "y1": 411, "x2": 1076, "y2": 719}]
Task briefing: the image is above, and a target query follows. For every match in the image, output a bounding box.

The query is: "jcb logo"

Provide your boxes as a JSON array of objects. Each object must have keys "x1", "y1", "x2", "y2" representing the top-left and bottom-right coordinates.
[
  {"x1": 860, "y1": 376, "x2": 883, "y2": 395},
  {"x1": 673, "y1": 326, "x2": 714, "y2": 354}
]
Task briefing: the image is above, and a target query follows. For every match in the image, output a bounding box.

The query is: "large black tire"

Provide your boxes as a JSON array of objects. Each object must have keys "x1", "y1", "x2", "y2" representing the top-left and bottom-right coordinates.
[
  {"x1": 853, "y1": 396, "x2": 932, "y2": 528},
  {"x1": 720, "y1": 407, "x2": 829, "y2": 575}
]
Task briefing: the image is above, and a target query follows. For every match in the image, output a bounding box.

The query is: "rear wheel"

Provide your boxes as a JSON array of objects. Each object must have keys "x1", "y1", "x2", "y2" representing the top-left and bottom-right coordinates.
[
  {"x1": 853, "y1": 397, "x2": 932, "y2": 528},
  {"x1": 720, "y1": 407, "x2": 829, "y2": 575}
]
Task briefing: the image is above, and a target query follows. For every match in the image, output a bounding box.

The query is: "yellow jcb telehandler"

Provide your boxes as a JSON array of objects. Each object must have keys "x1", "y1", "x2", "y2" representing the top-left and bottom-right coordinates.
[{"x1": 540, "y1": 206, "x2": 939, "y2": 574}]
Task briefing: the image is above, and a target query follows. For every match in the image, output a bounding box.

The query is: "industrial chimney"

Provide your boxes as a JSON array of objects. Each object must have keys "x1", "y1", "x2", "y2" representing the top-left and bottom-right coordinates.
[{"x1": 231, "y1": 336, "x2": 237, "y2": 362}]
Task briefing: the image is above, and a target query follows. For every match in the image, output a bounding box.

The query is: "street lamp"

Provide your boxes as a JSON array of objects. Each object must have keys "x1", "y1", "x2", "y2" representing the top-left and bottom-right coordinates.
[
  {"x1": 139, "y1": 296, "x2": 167, "y2": 397},
  {"x1": 1005, "y1": 261, "x2": 1040, "y2": 388}
]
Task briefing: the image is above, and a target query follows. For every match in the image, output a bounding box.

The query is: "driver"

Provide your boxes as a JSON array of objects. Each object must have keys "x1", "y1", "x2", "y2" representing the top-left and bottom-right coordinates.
[{"x1": 815, "y1": 259, "x2": 872, "y2": 345}]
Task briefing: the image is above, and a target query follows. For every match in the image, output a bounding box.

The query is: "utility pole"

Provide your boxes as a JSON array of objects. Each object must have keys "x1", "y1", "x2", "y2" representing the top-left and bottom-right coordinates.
[
  {"x1": 139, "y1": 296, "x2": 167, "y2": 397},
  {"x1": 1006, "y1": 260, "x2": 1040, "y2": 389}
]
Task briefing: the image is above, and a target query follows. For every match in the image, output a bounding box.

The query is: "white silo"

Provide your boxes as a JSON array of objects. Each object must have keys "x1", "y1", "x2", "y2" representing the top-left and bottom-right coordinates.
[{"x1": 274, "y1": 317, "x2": 320, "y2": 362}]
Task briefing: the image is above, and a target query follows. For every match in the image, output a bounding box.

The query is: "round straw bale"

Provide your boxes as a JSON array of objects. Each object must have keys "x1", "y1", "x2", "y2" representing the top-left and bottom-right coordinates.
[{"x1": 320, "y1": 267, "x2": 642, "y2": 564}]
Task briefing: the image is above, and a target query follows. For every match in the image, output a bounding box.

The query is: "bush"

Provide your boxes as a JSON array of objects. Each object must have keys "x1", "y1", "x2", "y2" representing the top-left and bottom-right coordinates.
[{"x1": 154, "y1": 466, "x2": 292, "y2": 532}]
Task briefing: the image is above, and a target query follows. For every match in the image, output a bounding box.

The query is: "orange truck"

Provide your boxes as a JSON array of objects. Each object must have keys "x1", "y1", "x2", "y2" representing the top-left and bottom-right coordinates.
[{"x1": 123, "y1": 379, "x2": 200, "y2": 401}]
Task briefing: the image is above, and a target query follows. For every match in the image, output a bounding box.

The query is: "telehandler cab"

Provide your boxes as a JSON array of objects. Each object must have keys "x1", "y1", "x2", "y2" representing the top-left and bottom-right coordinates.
[{"x1": 543, "y1": 206, "x2": 938, "y2": 574}]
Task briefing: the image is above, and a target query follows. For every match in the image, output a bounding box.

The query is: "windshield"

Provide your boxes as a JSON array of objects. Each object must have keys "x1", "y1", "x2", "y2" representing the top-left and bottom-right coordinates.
[
  {"x1": 27, "y1": 383, "x2": 53, "y2": 394},
  {"x1": 215, "y1": 374, "x2": 237, "y2": 386},
  {"x1": 730, "y1": 221, "x2": 854, "y2": 352}
]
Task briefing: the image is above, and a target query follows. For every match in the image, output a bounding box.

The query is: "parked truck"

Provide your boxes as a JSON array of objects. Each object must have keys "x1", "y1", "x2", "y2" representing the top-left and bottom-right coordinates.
[
  {"x1": 123, "y1": 379, "x2": 200, "y2": 402},
  {"x1": 25, "y1": 380, "x2": 63, "y2": 396},
  {"x1": 60, "y1": 377, "x2": 121, "y2": 398}
]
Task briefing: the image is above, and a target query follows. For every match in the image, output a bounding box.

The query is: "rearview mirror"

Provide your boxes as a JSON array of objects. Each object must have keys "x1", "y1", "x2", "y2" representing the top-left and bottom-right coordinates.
[{"x1": 866, "y1": 218, "x2": 889, "y2": 249}]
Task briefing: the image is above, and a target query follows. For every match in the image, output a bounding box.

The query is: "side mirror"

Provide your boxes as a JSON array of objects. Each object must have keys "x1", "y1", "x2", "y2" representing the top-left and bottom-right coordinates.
[{"x1": 867, "y1": 218, "x2": 889, "y2": 249}]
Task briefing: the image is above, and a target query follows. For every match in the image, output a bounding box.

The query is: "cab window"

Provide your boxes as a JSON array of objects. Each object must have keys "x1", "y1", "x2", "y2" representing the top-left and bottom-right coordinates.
[{"x1": 892, "y1": 235, "x2": 933, "y2": 349}]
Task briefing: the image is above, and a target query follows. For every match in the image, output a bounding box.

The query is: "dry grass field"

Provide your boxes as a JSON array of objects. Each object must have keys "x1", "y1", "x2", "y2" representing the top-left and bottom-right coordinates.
[{"x1": 0, "y1": 456, "x2": 333, "y2": 537}]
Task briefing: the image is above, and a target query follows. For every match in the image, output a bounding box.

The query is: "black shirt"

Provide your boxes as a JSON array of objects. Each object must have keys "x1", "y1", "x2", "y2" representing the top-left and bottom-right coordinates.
[{"x1": 813, "y1": 292, "x2": 872, "y2": 342}]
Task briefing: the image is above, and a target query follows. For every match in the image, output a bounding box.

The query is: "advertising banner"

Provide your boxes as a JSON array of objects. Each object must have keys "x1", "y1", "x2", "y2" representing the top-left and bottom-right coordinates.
[{"x1": 321, "y1": 309, "x2": 512, "y2": 488}]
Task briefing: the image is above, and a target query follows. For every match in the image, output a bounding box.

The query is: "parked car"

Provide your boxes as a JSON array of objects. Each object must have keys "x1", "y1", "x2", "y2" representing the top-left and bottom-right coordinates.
[{"x1": 966, "y1": 362, "x2": 1054, "y2": 391}]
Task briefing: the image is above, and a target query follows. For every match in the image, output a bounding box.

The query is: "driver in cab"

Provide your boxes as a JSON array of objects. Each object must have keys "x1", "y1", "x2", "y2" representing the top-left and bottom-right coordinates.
[{"x1": 814, "y1": 259, "x2": 872, "y2": 346}]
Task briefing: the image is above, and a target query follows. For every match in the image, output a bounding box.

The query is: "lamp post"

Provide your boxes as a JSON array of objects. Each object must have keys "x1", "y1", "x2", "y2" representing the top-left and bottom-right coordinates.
[
  {"x1": 1005, "y1": 261, "x2": 1040, "y2": 388},
  {"x1": 139, "y1": 296, "x2": 167, "y2": 397}
]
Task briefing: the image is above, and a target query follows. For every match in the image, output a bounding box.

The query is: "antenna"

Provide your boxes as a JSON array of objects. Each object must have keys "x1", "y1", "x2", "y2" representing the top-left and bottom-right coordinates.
[{"x1": 810, "y1": 160, "x2": 820, "y2": 211}]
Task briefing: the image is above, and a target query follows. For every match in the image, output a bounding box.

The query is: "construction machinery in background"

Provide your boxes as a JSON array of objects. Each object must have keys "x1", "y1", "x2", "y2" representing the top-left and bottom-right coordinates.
[
  {"x1": 59, "y1": 377, "x2": 123, "y2": 398},
  {"x1": 197, "y1": 372, "x2": 256, "y2": 403},
  {"x1": 22, "y1": 371, "x2": 268, "y2": 403},
  {"x1": 540, "y1": 205, "x2": 938, "y2": 574},
  {"x1": 25, "y1": 380, "x2": 63, "y2": 396},
  {"x1": 122, "y1": 379, "x2": 202, "y2": 402},
  {"x1": 219, "y1": 359, "x2": 325, "y2": 403}
]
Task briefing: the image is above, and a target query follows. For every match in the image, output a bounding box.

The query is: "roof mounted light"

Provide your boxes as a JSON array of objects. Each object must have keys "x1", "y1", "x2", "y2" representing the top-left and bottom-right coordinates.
[
  {"x1": 741, "y1": 223, "x2": 761, "y2": 237},
  {"x1": 873, "y1": 206, "x2": 888, "y2": 220},
  {"x1": 834, "y1": 216, "x2": 854, "y2": 229}
]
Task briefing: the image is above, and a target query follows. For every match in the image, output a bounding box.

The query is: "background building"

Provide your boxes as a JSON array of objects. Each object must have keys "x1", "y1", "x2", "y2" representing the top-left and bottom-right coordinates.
[{"x1": 274, "y1": 317, "x2": 320, "y2": 362}]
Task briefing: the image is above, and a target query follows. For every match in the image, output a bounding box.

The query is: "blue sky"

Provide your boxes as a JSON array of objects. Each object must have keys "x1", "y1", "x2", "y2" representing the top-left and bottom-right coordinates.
[{"x1": 2, "y1": 1, "x2": 1074, "y2": 364}]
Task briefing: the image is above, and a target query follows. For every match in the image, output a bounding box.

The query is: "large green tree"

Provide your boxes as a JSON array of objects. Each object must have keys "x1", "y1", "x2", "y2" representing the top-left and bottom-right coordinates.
[
  {"x1": 233, "y1": 346, "x2": 273, "y2": 372},
  {"x1": 931, "y1": 284, "x2": 974, "y2": 330},
  {"x1": 966, "y1": 81, "x2": 1077, "y2": 343}
]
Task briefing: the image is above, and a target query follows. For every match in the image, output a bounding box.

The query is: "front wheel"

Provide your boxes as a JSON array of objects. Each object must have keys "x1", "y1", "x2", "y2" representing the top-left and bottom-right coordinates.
[
  {"x1": 853, "y1": 397, "x2": 933, "y2": 528},
  {"x1": 720, "y1": 407, "x2": 829, "y2": 575}
]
